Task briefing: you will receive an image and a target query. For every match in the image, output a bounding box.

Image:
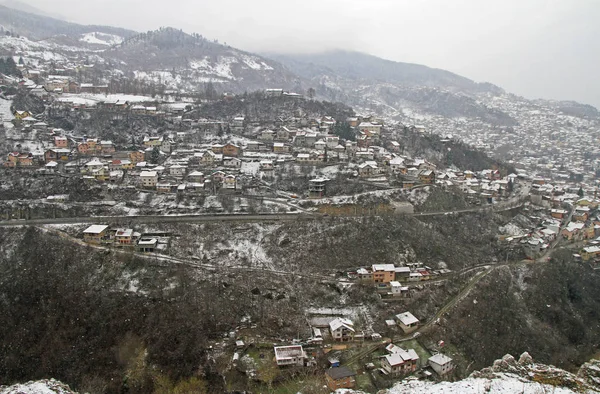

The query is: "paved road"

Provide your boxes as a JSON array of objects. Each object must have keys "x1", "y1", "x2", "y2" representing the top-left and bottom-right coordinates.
[
  {"x1": 0, "y1": 213, "x2": 311, "y2": 226},
  {"x1": 0, "y1": 197, "x2": 527, "y2": 227}
]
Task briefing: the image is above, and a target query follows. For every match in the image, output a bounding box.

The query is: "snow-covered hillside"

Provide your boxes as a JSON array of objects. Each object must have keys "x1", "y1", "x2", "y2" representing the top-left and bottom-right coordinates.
[{"x1": 79, "y1": 32, "x2": 123, "y2": 46}]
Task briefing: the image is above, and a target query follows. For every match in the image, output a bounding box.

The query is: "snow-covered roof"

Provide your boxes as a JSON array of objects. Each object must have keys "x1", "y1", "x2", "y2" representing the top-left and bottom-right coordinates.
[
  {"x1": 429, "y1": 353, "x2": 453, "y2": 366},
  {"x1": 372, "y1": 264, "x2": 395, "y2": 272},
  {"x1": 384, "y1": 349, "x2": 419, "y2": 366},
  {"x1": 83, "y1": 224, "x2": 109, "y2": 234},
  {"x1": 396, "y1": 311, "x2": 419, "y2": 326},
  {"x1": 329, "y1": 317, "x2": 354, "y2": 333}
]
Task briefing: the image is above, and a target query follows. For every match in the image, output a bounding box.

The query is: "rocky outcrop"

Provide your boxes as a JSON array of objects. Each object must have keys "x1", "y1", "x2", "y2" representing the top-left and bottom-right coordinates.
[
  {"x1": 0, "y1": 379, "x2": 77, "y2": 394},
  {"x1": 384, "y1": 353, "x2": 600, "y2": 394}
]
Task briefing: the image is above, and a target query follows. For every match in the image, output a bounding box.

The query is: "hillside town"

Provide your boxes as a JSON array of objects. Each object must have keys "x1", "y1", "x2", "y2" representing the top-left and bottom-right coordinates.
[{"x1": 1, "y1": 11, "x2": 600, "y2": 394}]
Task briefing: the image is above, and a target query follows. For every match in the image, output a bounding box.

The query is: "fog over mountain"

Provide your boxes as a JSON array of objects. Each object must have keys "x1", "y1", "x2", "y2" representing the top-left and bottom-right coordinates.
[{"x1": 16, "y1": 0, "x2": 600, "y2": 109}]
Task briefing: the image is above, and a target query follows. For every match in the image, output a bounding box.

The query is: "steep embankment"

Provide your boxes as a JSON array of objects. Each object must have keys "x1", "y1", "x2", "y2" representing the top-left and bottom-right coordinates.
[{"x1": 422, "y1": 249, "x2": 600, "y2": 374}]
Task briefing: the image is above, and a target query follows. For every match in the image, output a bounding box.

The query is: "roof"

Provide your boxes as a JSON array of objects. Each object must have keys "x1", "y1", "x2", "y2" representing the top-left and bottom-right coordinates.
[
  {"x1": 384, "y1": 349, "x2": 419, "y2": 366},
  {"x1": 372, "y1": 264, "x2": 395, "y2": 272},
  {"x1": 565, "y1": 222, "x2": 585, "y2": 232},
  {"x1": 583, "y1": 246, "x2": 600, "y2": 254},
  {"x1": 83, "y1": 224, "x2": 109, "y2": 234},
  {"x1": 429, "y1": 353, "x2": 453, "y2": 366},
  {"x1": 329, "y1": 317, "x2": 355, "y2": 333},
  {"x1": 274, "y1": 345, "x2": 305, "y2": 360},
  {"x1": 140, "y1": 171, "x2": 157, "y2": 177},
  {"x1": 325, "y1": 366, "x2": 356, "y2": 380},
  {"x1": 396, "y1": 311, "x2": 419, "y2": 326},
  {"x1": 115, "y1": 228, "x2": 133, "y2": 237}
]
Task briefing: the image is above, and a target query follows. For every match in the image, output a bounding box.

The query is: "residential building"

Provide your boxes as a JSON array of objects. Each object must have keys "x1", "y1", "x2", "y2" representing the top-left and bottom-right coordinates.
[
  {"x1": 428, "y1": 354, "x2": 454, "y2": 376},
  {"x1": 223, "y1": 143, "x2": 242, "y2": 157},
  {"x1": 115, "y1": 228, "x2": 134, "y2": 245},
  {"x1": 170, "y1": 164, "x2": 186, "y2": 177},
  {"x1": 274, "y1": 345, "x2": 307, "y2": 367},
  {"x1": 5, "y1": 152, "x2": 33, "y2": 167},
  {"x1": 381, "y1": 348, "x2": 419, "y2": 376},
  {"x1": 309, "y1": 177, "x2": 327, "y2": 198},
  {"x1": 129, "y1": 150, "x2": 145, "y2": 163},
  {"x1": 83, "y1": 225, "x2": 109, "y2": 245},
  {"x1": 54, "y1": 136, "x2": 68, "y2": 148},
  {"x1": 329, "y1": 318, "x2": 355, "y2": 342},
  {"x1": 140, "y1": 171, "x2": 158, "y2": 188},
  {"x1": 223, "y1": 174, "x2": 237, "y2": 190},
  {"x1": 44, "y1": 148, "x2": 71, "y2": 162},
  {"x1": 273, "y1": 142, "x2": 291, "y2": 153},
  {"x1": 188, "y1": 171, "x2": 204, "y2": 183},
  {"x1": 396, "y1": 312, "x2": 420, "y2": 333},
  {"x1": 325, "y1": 367, "x2": 356, "y2": 391},
  {"x1": 372, "y1": 264, "x2": 395, "y2": 283},
  {"x1": 138, "y1": 238, "x2": 158, "y2": 253},
  {"x1": 581, "y1": 246, "x2": 600, "y2": 262}
]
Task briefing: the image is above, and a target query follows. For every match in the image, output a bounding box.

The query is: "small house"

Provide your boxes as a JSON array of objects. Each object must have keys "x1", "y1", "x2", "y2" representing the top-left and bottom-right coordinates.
[
  {"x1": 381, "y1": 348, "x2": 419, "y2": 376},
  {"x1": 428, "y1": 353, "x2": 454, "y2": 376},
  {"x1": 83, "y1": 225, "x2": 109, "y2": 245},
  {"x1": 138, "y1": 238, "x2": 158, "y2": 253},
  {"x1": 396, "y1": 312, "x2": 420, "y2": 333},
  {"x1": 325, "y1": 366, "x2": 356, "y2": 391},
  {"x1": 274, "y1": 345, "x2": 307, "y2": 367},
  {"x1": 329, "y1": 318, "x2": 355, "y2": 342}
]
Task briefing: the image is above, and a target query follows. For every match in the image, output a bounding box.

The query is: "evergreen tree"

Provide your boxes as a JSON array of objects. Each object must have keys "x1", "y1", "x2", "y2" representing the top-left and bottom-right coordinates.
[
  {"x1": 150, "y1": 147, "x2": 160, "y2": 164},
  {"x1": 333, "y1": 122, "x2": 356, "y2": 141}
]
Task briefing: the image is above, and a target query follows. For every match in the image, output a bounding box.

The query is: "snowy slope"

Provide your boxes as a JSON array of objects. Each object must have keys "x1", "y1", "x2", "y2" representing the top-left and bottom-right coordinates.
[{"x1": 79, "y1": 32, "x2": 123, "y2": 46}]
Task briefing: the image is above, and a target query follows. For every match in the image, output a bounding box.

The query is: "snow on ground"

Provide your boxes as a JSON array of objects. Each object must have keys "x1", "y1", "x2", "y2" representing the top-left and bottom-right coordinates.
[
  {"x1": 499, "y1": 223, "x2": 526, "y2": 236},
  {"x1": 302, "y1": 188, "x2": 401, "y2": 206},
  {"x1": 0, "y1": 98, "x2": 14, "y2": 129},
  {"x1": 240, "y1": 54, "x2": 274, "y2": 71},
  {"x1": 241, "y1": 161, "x2": 260, "y2": 176},
  {"x1": 318, "y1": 164, "x2": 343, "y2": 178},
  {"x1": 59, "y1": 93, "x2": 159, "y2": 105},
  {"x1": 134, "y1": 70, "x2": 183, "y2": 88},
  {"x1": 381, "y1": 374, "x2": 585, "y2": 394},
  {"x1": 406, "y1": 186, "x2": 432, "y2": 206},
  {"x1": 80, "y1": 32, "x2": 123, "y2": 46},
  {"x1": 189, "y1": 56, "x2": 237, "y2": 80}
]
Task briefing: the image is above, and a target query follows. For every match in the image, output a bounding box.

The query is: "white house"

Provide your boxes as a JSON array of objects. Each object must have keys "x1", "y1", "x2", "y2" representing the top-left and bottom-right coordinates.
[
  {"x1": 274, "y1": 345, "x2": 307, "y2": 367},
  {"x1": 396, "y1": 311, "x2": 420, "y2": 333},
  {"x1": 170, "y1": 164, "x2": 186, "y2": 177},
  {"x1": 223, "y1": 157, "x2": 242, "y2": 168},
  {"x1": 329, "y1": 318, "x2": 355, "y2": 342},
  {"x1": 382, "y1": 348, "x2": 419, "y2": 376},
  {"x1": 140, "y1": 171, "x2": 158, "y2": 188},
  {"x1": 428, "y1": 353, "x2": 454, "y2": 376}
]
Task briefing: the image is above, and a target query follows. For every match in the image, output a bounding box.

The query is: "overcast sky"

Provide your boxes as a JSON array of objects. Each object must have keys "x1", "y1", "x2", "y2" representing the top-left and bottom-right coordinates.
[{"x1": 18, "y1": 0, "x2": 600, "y2": 108}]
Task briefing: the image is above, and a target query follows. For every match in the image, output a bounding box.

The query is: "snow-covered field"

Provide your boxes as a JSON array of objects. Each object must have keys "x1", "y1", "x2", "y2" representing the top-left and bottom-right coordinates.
[
  {"x1": 58, "y1": 93, "x2": 162, "y2": 105},
  {"x1": 189, "y1": 57, "x2": 237, "y2": 80},
  {"x1": 0, "y1": 98, "x2": 14, "y2": 129},
  {"x1": 79, "y1": 32, "x2": 123, "y2": 46}
]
